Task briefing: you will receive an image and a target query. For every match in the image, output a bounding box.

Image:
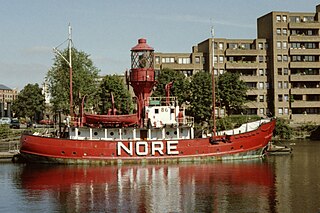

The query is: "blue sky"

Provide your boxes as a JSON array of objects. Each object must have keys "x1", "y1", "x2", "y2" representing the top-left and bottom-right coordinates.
[{"x1": 1, "y1": 0, "x2": 319, "y2": 89}]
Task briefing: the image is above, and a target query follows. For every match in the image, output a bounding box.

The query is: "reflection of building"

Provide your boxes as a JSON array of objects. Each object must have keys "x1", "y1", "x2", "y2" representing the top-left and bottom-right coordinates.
[
  {"x1": 0, "y1": 84, "x2": 18, "y2": 118},
  {"x1": 155, "y1": 4, "x2": 320, "y2": 123}
]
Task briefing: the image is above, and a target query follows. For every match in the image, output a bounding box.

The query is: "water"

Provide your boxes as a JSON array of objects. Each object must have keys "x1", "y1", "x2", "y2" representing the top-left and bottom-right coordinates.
[{"x1": 0, "y1": 140, "x2": 319, "y2": 213}]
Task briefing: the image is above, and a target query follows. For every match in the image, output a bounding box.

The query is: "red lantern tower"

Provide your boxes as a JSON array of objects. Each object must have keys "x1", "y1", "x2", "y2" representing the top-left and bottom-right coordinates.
[{"x1": 129, "y1": 38, "x2": 156, "y2": 127}]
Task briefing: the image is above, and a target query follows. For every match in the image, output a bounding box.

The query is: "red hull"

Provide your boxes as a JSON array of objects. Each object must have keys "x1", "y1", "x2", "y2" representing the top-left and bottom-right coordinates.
[{"x1": 19, "y1": 119, "x2": 275, "y2": 164}]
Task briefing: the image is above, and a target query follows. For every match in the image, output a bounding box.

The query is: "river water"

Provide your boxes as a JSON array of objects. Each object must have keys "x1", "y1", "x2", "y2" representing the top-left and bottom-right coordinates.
[{"x1": 0, "y1": 140, "x2": 319, "y2": 213}]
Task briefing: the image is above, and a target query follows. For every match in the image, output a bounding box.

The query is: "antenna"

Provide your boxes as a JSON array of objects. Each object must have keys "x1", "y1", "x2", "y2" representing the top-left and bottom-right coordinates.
[
  {"x1": 53, "y1": 24, "x2": 74, "y2": 118},
  {"x1": 211, "y1": 23, "x2": 216, "y2": 137}
]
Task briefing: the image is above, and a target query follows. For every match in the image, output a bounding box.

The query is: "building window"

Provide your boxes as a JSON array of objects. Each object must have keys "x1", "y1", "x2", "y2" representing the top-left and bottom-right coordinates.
[
  {"x1": 258, "y1": 43, "x2": 263, "y2": 50},
  {"x1": 284, "y1": 107, "x2": 289, "y2": 115},
  {"x1": 219, "y1": 56, "x2": 224, "y2": 63},
  {"x1": 259, "y1": 82, "x2": 264, "y2": 89},
  {"x1": 214, "y1": 56, "x2": 217, "y2": 63},
  {"x1": 283, "y1": 81, "x2": 289, "y2": 89},
  {"x1": 259, "y1": 108, "x2": 265, "y2": 115},
  {"x1": 219, "y1": 43, "x2": 224, "y2": 50},
  {"x1": 258, "y1": 56, "x2": 264, "y2": 63},
  {"x1": 155, "y1": 57, "x2": 160, "y2": 64},
  {"x1": 278, "y1": 108, "x2": 283, "y2": 115},
  {"x1": 195, "y1": 56, "x2": 200, "y2": 64},
  {"x1": 283, "y1": 29, "x2": 287, "y2": 35},
  {"x1": 178, "y1": 58, "x2": 190, "y2": 64},
  {"x1": 283, "y1": 68, "x2": 289, "y2": 75},
  {"x1": 182, "y1": 70, "x2": 193, "y2": 77},
  {"x1": 283, "y1": 55, "x2": 288, "y2": 62},
  {"x1": 266, "y1": 82, "x2": 269, "y2": 89},
  {"x1": 259, "y1": 69, "x2": 264, "y2": 76},
  {"x1": 276, "y1": 15, "x2": 281, "y2": 22},
  {"x1": 282, "y1": 15, "x2": 287, "y2": 22},
  {"x1": 278, "y1": 94, "x2": 283, "y2": 102},
  {"x1": 277, "y1": 41, "x2": 281, "y2": 49},
  {"x1": 277, "y1": 55, "x2": 282, "y2": 62},
  {"x1": 278, "y1": 81, "x2": 283, "y2": 89},
  {"x1": 284, "y1": 94, "x2": 289, "y2": 102},
  {"x1": 276, "y1": 28, "x2": 281, "y2": 35},
  {"x1": 219, "y1": 69, "x2": 224, "y2": 75},
  {"x1": 283, "y1": 41, "x2": 287, "y2": 49},
  {"x1": 214, "y1": 69, "x2": 218, "y2": 76},
  {"x1": 162, "y1": 57, "x2": 174, "y2": 63},
  {"x1": 202, "y1": 57, "x2": 205, "y2": 64},
  {"x1": 278, "y1": 68, "x2": 282, "y2": 75},
  {"x1": 259, "y1": 95, "x2": 264, "y2": 102}
]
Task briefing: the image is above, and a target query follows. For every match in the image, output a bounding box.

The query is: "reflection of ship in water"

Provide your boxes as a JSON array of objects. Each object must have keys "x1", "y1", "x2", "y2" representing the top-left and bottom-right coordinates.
[{"x1": 20, "y1": 162, "x2": 276, "y2": 212}]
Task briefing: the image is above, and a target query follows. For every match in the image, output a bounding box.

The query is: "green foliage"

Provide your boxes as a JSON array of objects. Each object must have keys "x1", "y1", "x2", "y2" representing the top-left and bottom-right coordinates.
[
  {"x1": 0, "y1": 125, "x2": 21, "y2": 139},
  {"x1": 216, "y1": 72, "x2": 248, "y2": 115},
  {"x1": 274, "y1": 118, "x2": 292, "y2": 139},
  {"x1": 97, "y1": 75, "x2": 134, "y2": 114},
  {"x1": 187, "y1": 71, "x2": 212, "y2": 124},
  {"x1": 46, "y1": 47, "x2": 100, "y2": 114},
  {"x1": 152, "y1": 68, "x2": 189, "y2": 104},
  {"x1": 0, "y1": 125, "x2": 11, "y2": 139},
  {"x1": 12, "y1": 83, "x2": 45, "y2": 122}
]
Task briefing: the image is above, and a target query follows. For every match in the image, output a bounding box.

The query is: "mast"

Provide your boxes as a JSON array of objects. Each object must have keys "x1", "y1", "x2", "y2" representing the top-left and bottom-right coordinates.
[
  {"x1": 53, "y1": 24, "x2": 73, "y2": 118},
  {"x1": 211, "y1": 26, "x2": 216, "y2": 137},
  {"x1": 68, "y1": 24, "x2": 73, "y2": 118}
]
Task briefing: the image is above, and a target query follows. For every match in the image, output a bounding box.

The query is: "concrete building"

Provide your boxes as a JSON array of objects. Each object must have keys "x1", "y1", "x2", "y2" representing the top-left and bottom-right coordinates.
[
  {"x1": 155, "y1": 4, "x2": 320, "y2": 124},
  {"x1": 0, "y1": 84, "x2": 18, "y2": 118}
]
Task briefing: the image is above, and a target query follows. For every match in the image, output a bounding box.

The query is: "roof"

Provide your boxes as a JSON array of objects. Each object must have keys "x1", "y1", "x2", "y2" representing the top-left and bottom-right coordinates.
[{"x1": 0, "y1": 84, "x2": 12, "y2": 90}]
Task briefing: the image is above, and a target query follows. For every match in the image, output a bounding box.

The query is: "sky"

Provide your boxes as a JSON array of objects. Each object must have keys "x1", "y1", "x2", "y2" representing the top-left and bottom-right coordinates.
[{"x1": 1, "y1": 0, "x2": 319, "y2": 90}]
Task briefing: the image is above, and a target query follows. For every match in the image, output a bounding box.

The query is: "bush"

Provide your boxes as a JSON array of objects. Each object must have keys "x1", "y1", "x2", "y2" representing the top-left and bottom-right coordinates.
[{"x1": 274, "y1": 118, "x2": 292, "y2": 139}]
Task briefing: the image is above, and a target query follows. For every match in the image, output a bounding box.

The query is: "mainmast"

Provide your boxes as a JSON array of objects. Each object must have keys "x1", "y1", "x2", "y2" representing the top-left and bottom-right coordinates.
[
  {"x1": 53, "y1": 24, "x2": 73, "y2": 118},
  {"x1": 211, "y1": 26, "x2": 216, "y2": 137}
]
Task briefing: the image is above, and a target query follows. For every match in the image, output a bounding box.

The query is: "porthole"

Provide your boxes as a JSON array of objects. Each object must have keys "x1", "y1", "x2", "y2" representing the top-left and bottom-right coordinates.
[
  {"x1": 240, "y1": 145, "x2": 243, "y2": 149},
  {"x1": 174, "y1": 131, "x2": 177, "y2": 135},
  {"x1": 72, "y1": 151, "x2": 77, "y2": 155},
  {"x1": 110, "y1": 132, "x2": 114, "y2": 136},
  {"x1": 94, "y1": 132, "x2": 98, "y2": 136},
  {"x1": 61, "y1": 151, "x2": 65, "y2": 155},
  {"x1": 166, "y1": 131, "x2": 170, "y2": 135},
  {"x1": 78, "y1": 131, "x2": 81, "y2": 135},
  {"x1": 231, "y1": 147, "x2": 234, "y2": 150}
]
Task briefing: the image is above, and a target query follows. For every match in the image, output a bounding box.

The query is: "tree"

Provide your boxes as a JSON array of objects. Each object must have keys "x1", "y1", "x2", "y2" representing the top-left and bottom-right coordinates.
[
  {"x1": 97, "y1": 75, "x2": 134, "y2": 114},
  {"x1": 187, "y1": 71, "x2": 212, "y2": 124},
  {"x1": 152, "y1": 68, "x2": 189, "y2": 104},
  {"x1": 12, "y1": 83, "x2": 45, "y2": 122},
  {"x1": 46, "y1": 47, "x2": 100, "y2": 115},
  {"x1": 216, "y1": 72, "x2": 247, "y2": 115}
]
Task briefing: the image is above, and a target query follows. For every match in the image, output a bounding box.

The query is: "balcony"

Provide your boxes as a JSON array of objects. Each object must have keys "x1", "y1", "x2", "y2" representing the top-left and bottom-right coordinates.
[
  {"x1": 226, "y1": 61, "x2": 261, "y2": 69},
  {"x1": 289, "y1": 22, "x2": 320, "y2": 29},
  {"x1": 159, "y1": 63, "x2": 203, "y2": 70},
  {"x1": 291, "y1": 100, "x2": 320, "y2": 108},
  {"x1": 289, "y1": 48, "x2": 320, "y2": 55},
  {"x1": 289, "y1": 35, "x2": 320, "y2": 42},
  {"x1": 225, "y1": 49, "x2": 264, "y2": 56},
  {"x1": 290, "y1": 74, "x2": 320, "y2": 82},
  {"x1": 240, "y1": 75, "x2": 267, "y2": 82},
  {"x1": 290, "y1": 87, "x2": 320, "y2": 94},
  {"x1": 290, "y1": 61, "x2": 320, "y2": 68},
  {"x1": 290, "y1": 114, "x2": 320, "y2": 123},
  {"x1": 245, "y1": 102, "x2": 266, "y2": 108}
]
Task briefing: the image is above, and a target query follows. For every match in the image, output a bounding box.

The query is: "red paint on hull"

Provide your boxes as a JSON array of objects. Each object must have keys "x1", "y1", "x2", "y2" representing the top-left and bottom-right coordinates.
[{"x1": 19, "y1": 120, "x2": 275, "y2": 164}]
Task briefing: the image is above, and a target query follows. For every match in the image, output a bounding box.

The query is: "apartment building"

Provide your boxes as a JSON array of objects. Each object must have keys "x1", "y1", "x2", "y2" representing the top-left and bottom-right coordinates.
[
  {"x1": 0, "y1": 84, "x2": 18, "y2": 118},
  {"x1": 258, "y1": 5, "x2": 320, "y2": 123},
  {"x1": 155, "y1": 4, "x2": 320, "y2": 124}
]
